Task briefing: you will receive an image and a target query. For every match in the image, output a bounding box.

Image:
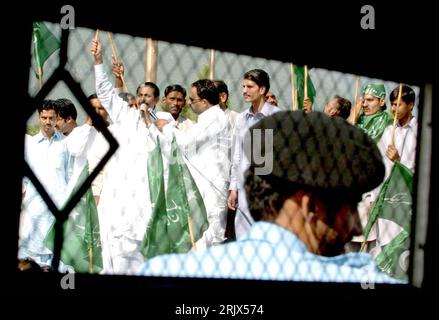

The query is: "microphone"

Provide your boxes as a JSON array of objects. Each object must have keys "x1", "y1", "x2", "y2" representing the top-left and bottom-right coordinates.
[
  {"x1": 139, "y1": 103, "x2": 147, "y2": 119},
  {"x1": 148, "y1": 108, "x2": 158, "y2": 121}
]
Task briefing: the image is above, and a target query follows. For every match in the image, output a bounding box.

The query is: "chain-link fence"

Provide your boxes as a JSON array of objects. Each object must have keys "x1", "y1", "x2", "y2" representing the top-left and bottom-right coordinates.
[{"x1": 20, "y1": 22, "x2": 419, "y2": 284}]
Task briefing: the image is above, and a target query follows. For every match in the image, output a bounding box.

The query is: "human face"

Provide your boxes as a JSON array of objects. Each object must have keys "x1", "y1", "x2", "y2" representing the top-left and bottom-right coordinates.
[
  {"x1": 39, "y1": 109, "x2": 57, "y2": 138},
  {"x1": 162, "y1": 91, "x2": 186, "y2": 117},
  {"x1": 324, "y1": 98, "x2": 339, "y2": 118},
  {"x1": 243, "y1": 79, "x2": 265, "y2": 104},
  {"x1": 265, "y1": 91, "x2": 278, "y2": 106},
  {"x1": 188, "y1": 87, "x2": 207, "y2": 115},
  {"x1": 391, "y1": 99, "x2": 413, "y2": 125},
  {"x1": 362, "y1": 94, "x2": 384, "y2": 116},
  {"x1": 90, "y1": 98, "x2": 108, "y2": 121},
  {"x1": 137, "y1": 86, "x2": 158, "y2": 108}
]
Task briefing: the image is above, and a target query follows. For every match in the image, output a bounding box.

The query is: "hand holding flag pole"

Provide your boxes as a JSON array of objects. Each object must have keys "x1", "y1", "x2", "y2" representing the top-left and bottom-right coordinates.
[{"x1": 107, "y1": 32, "x2": 129, "y2": 93}]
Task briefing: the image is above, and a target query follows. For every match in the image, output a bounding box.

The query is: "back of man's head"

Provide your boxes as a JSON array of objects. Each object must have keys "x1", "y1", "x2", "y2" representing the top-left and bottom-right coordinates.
[{"x1": 244, "y1": 111, "x2": 384, "y2": 222}]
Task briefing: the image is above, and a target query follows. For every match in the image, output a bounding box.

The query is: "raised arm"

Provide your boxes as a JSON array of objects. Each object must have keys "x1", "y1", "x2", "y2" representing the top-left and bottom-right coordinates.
[{"x1": 91, "y1": 39, "x2": 130, "y2": 124}]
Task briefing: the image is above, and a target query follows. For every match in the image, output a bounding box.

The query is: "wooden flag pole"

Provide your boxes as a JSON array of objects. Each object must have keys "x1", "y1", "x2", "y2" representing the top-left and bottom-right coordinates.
[
  {"x1": 209, "y1": 49, "x2": 215, "y2": 80},
  {"x1": 392, "y1": 83, "x2": 403, "y2": 146},
  {"x1": 188, "y1": 215, "x2": 197, "y2": 250},
  {"x1": 304, "y1": 65, "x2": 309, "y2": 100},
  {"x1": 37, "y1": 66, "x2": 43, "y2": 89},
  {"x1": 290, "y1": 63, "x2": 297, "y2": 111},
  {"x1": 94, "y1": 29, "x2": 99, "y2": 41},
  {"x1": 107, "y1": 32, "x2": 129, "y2": 92},
  {"x1": 352, "y1": 76, "x2": 360, "y2": 124},
  {"x1": 89, "y1": 247, "x2": 93, "y2": 273},
  {"x1": 144, "y1": 38, "x2": 148, "y2": 82},
  {"x1": 145, "y1": 38, "x2": 158, "y2": 83}
]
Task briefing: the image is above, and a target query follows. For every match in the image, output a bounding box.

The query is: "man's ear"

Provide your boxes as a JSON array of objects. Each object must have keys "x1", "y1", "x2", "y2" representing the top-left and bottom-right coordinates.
[{"x1": 379, "y1": 98, "x2": 386, "y2": 107}]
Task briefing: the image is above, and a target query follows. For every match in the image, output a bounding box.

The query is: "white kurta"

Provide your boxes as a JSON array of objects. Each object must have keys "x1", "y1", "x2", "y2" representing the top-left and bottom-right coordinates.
[
  {"x1": 20, "y1": 131, "x2": 69, "y2": 265},
  {"x1": 95, "y1": 64, "x2": 155, "y2": 274},
  {"x1": 151, "y1": 105, "x2": 232, "y2": 249},
  {"x1": 375, "y1": 117, "x2": 418, "y2": 248}
]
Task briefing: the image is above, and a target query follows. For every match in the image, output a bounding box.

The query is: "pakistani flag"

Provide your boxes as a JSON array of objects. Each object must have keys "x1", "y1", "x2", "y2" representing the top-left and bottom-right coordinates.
[
  {"x1": 363, "y1": 161, "x2": 413, "y2": 280},
  {"x1": 140, "y1": 139, "x2": 167, "y2": 258},
  {"x1": 45, "y1": 163, "x2": 103, "y2": 273},
  {"x1": 294, "y1": 65, "x2": 316, "y2": 110},
  {"x1": 32, "y1": 21, "x2": 60, "y2": 79},
  {"x1": 141, "y1": 136, "x2": 209, "y2": 259}
]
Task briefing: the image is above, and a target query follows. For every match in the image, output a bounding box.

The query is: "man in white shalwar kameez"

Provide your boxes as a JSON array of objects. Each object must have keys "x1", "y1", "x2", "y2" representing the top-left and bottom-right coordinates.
[
  {"x1": 92, "y1": 39, "x2": 159, "y2": 275},
  {"x1": 147, "y1": 79, "x2": 231, "y2": 249},
  {"x1": 20, "y1": 100, "x2": 70, "y2": 269}
]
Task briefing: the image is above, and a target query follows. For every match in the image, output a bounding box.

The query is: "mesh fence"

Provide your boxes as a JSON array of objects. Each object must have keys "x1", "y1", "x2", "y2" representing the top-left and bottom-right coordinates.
[{"x1": 20, "y1": 22, "x2": 418, "y2": 284}]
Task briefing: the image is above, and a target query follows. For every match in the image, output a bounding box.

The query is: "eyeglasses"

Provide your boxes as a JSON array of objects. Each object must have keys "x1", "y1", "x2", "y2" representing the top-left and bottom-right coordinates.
[{"x1": 188, "y1": 97, "x2": 203, "y2": 104}]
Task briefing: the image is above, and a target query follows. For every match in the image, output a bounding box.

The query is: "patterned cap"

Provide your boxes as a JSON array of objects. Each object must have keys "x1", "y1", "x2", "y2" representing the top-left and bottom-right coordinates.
[
  {"x1": 362, "y1": 84, "x2": 386, "y2": 99},
  {"x1": 244, "y1": 111, "x2": 385, "y2": 195}
]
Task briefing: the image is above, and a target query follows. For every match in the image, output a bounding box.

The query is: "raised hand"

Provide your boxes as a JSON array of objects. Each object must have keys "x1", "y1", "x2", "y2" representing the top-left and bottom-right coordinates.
[{"x1": 91, "y1": 39, "x2": 103, "y2": 64}]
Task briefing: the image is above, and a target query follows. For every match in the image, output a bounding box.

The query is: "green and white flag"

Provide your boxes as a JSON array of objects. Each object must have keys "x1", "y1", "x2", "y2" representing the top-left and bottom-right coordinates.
[
  {"x1": 364, "y1": 161, "x2": 413, "y2": 280},
  {"x1": 141, "y1": 136, "x2": 209, "y2": 259},
  {"x1": 140, "y1": 138, "x2": 167, "y2": 258},
  {"x1": 45, "y1": 163, "x2": 103, "y2": 273},
  {"x1": 32, "y1": 21, "x2": 60, "y2": 78},
  {"x1": 294, "y1": 65, "x2": 316, "y2": 110}
]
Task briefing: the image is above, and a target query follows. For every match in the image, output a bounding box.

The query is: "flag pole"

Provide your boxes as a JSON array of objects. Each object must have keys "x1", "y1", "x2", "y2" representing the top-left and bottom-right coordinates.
[
  {"x1": 94, "y1": 29, "x2": 99, "y2": 41},
  {"x1": 209, "y1": 49, "x2": 215, "y2": 80},
  {"x1": 304, "y1": 65, "x2": 309, "y2": 100},
  {"x1": 37, "y1": 66, "x2": 43, "y2": 89},
  {"x1": 145, "y1": 38, "x2": 158, "y2": 83},
  {"x1": 290, "y1": 63, "x2": 297, "y2": 111},
  {"x1": 144, "y1": 38, "x2": 148, "y2": 82},
  {"x1": 188, "y1": 215, "x2": 197, "y2": 250},
  {"x1": 89, "y1": 247, "x2": 93, "y2": 273},
  {"x1": 352, "y1": 76, "x2": 360, "y2": 124},
  {"x1": 392, "y1": 83, "x2": 403, "y2": 146},
  {"x1": 107, "y1": 32, "x2": 129, "y2": 93}
]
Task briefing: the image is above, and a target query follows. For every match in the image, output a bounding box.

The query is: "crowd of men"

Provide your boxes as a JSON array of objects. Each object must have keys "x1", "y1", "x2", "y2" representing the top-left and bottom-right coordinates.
[{"x1": 19, "y1": 38, "x2": 417, "y2": 283}]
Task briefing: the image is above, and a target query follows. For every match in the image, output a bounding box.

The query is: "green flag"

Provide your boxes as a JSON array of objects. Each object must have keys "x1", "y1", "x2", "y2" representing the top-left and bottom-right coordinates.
[
  {"x1": 140, "y1": 139, "x2": 168, "y2": 258},
  {"x1": 141, "y1": 137, "x2": 209, "y2": 259},
  {"x1": 32, "y1": 21, "x2": 60, "y2": 78},
  {"x1": 45, "y1": 163, "x2": 103, "y2": 273},
  {"x1": 294, "y1": 65, "x2": 316, "y2": 110},
  {"x1": 363, "y1": 161, "x2": 413, "y2": 280}
]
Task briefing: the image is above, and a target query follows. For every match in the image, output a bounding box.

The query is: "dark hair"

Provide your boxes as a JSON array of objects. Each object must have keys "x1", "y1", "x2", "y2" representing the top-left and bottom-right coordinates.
[
  {"x1": 191, "y1": 79, "x2": 220, "y2": 105},
  {"x1": 389, "y1": 85, "x2": 416, "y2": 105},
  {"x1": 119, "y1": 92, "x2": 136, "y2": 102},
  {"x1": 88, "y1": 93, "x2": 98, "y2": 101},
  {"x1": 136, "y1": 82, "x2": 160, "y2": 97},
  {"x1": 56, "y1": 98, "x2": 77, "y2": 120},
  {"x1": 243, "y1": 69, "x2": 270, "y2": 95},
  {"x1": 213, "y1": 79, "x2": 229, "y2": 95},
  {"x1": 245, "y1": 169, "x2": 361, "y2": 223},
  {"x1": 37, "y1": 99, "x2": 58, "y2": 115},
  {"x1": 164, "y1": 84, "x2": 186, "y2": 98},
  {"x1": 333, "y1": 95, "x2": 352, "y2": 120}
]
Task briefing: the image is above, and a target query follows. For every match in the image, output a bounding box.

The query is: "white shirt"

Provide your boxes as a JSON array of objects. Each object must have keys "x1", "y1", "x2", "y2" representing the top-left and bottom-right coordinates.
[
  {"x1": 20, "y1": 131, "x2": 69, "y2": 259},
  {"x1": 230, "y1": 103, "x2": 281, "y2": 239},
  {"x1": 151, "y1": 105, "x2": 231, "y2": 248},
  {"x1": 95, "y1": 64, "x2": 156, "y2": 274},
  {"x1": 377, "y1": 117, "x2": 418, "y2": 180},
  {"x1": 374, "y1": 117, "x2": 418, "y2": 247}
]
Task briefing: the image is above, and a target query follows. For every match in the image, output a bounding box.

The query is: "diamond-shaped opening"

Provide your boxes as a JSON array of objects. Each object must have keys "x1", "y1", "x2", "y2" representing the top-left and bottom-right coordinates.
[{"x1": 22, "y1": 33, "x2": 118, "y2": 272}]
